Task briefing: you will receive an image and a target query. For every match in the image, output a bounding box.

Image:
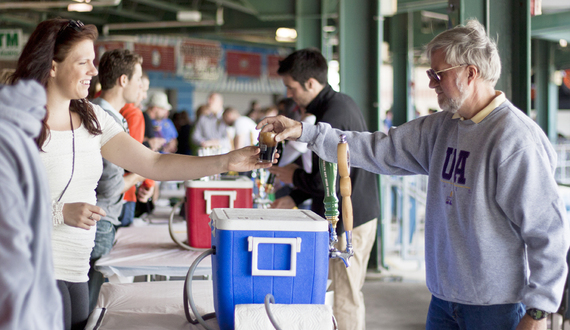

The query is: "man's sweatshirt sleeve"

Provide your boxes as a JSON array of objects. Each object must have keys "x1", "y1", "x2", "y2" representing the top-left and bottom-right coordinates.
[{"x1": 496, "y1": 143, "x2": 570, "y2": 312}]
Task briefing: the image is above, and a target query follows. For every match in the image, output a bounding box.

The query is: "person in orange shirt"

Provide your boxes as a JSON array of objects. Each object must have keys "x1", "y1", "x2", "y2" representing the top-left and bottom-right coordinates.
[{"x1": 119, "y1": 72, "x2": 155, "y2": 226}]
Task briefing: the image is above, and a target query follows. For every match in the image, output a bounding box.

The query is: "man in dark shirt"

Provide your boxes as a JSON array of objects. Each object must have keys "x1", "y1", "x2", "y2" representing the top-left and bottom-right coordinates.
[{"x1": 268, "y1": 48, "x2": 380, "y2": 330}]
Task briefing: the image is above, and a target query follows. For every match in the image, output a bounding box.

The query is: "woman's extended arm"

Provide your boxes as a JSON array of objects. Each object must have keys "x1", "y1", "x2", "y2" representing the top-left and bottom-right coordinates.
[{"x1": 101, "y1": 131, "x2": 272, "y2": 181}]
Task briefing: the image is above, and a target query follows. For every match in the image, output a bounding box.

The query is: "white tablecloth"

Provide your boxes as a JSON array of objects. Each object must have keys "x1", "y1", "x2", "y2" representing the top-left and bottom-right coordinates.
[
  {"x1": 95, "y1": 223, "x2": 211, "y2": 279},
  {"x1": 86, "y1": 280, "x2": 219, "y2": 330}
]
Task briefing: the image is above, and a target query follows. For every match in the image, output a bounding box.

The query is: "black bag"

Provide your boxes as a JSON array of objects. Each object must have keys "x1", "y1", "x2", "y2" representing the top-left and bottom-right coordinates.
[{"x1": 134, "y1": 199, "x2": 155, "y2": 218}]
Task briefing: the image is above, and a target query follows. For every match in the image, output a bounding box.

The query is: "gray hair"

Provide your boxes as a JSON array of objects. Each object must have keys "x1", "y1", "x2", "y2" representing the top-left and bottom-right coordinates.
[{"x1": 426, "y1": 19, "x2": 501, "y2": 87}]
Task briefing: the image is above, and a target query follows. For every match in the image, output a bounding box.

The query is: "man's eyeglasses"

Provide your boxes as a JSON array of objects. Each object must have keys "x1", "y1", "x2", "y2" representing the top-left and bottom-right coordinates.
[{"x1": 426, "y1": 64, "x2": 469, "y2": 82}]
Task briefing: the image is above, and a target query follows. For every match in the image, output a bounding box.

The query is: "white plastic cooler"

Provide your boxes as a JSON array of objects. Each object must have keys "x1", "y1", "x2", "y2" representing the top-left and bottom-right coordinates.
[{"x1": 209, "y1": 208, "x2": 330, "y2": 330}]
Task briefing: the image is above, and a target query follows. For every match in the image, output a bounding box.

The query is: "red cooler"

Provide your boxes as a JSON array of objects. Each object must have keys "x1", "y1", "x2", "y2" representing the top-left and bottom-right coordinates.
[{"x1": 185, "y1": 176, "x2": 253, "y2": 248}]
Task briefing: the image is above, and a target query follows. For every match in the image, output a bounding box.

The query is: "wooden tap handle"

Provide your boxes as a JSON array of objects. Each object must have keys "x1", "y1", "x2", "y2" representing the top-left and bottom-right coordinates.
[
  {"x1": 337, "y1": 142, "x2": 349, "y2": 177},
  {"x1": 342, "y1": 196, "x2": 353, "y2": 232},
  {"x1": 338, "y1": 135, "x2": 353, "y2": 231},
  {"x1": 340, "y1": 178, "x2": 353, "y2": 231}
]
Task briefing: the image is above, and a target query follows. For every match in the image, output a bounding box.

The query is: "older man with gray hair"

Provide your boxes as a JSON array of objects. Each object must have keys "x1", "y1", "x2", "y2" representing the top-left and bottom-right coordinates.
[{"x1": 258, "y1": 19, "x2": 570, "y2": 330}]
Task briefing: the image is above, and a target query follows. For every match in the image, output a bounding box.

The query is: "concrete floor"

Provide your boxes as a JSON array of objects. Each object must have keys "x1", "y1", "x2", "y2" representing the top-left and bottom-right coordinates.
[
  {"x1": 363, "y1": 273, "x2": 430, "y2": 329},
  {"x1": 363, "y1": 256, "x2": 431, "y2": 330}
]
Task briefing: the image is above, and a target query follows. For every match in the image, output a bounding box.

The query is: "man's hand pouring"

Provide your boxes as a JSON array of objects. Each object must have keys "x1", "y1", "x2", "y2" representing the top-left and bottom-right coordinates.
[{"x1": 257, "y1": 115, "x2": 303, "y2": 143}]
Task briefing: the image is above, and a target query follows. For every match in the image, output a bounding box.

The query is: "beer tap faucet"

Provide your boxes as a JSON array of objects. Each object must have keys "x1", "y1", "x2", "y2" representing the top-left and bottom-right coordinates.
[
  {"x1": 319, "y1": 157, "x2": 339, "y2": 252},
  {"x1": 319, "y1": 134, "x2": 354, "y2": 267},
  {"x1": 337, "y1": 134, "x2": 354, "y2": 263}
]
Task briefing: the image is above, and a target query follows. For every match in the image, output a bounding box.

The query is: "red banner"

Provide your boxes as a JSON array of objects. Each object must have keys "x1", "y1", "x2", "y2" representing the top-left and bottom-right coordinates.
[
  {"x1": 226, "y1": 51, "x2": 261, "y2": 78},
  {"x1": 94, "y1": 41, "x2": 126, "y2": 66},
  {"x1": 267, "y1": 54, "x2": 283, "y2": 78},
  {"x1": 134, "y1": 43, "x2": 176, "y2": 72},
  {"x1": 180, "y1": 40, "x2": 222, "y2": 80}
]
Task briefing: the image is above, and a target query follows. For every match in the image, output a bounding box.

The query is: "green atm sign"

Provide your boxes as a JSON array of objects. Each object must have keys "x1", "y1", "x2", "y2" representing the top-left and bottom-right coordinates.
[{"x1": 0, "y1": 29, "x2": 23, "y2": 59}]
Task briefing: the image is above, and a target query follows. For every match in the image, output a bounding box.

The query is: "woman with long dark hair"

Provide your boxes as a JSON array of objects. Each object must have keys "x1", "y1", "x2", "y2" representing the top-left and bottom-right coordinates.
[{"x1": 10, "y1": 18, "x2": 271, "y2": 330}]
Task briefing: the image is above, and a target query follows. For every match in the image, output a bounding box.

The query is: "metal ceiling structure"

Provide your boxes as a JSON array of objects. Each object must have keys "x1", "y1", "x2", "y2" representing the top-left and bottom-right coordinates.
[
  {"x1": 1, "y1": 0, "x2": 570, "y2": 47},
  {"x1": 0, "y1": 0, "x2": 298, "y2": 45}
]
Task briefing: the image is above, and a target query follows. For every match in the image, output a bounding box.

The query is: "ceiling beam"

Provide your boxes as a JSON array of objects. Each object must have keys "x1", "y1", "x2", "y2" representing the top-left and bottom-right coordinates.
[
  {"x1": 0, "y1": 14, "x2": 38, "y2": 27},
  {"x1": 129, "y1": 0, "x2": 191, "y2": 12},
  {"x1": 51, "y1": 11, "x2": 109, "y2": 25},
  {"x1": 244, "y1": 0, "x2": 294, "y2": 17},
  {"x1": 232, "y1": 0, "x2": 258, "y2": 13},
  {"x1": 531, "y1": 10, "x2": 570, "y2": 38},
  {"x1": 0, "y1": 0, "x2": 121, "y2": 10},
  {"x1": 396, "y1": 0, "x2": 448, "y2": 14},
  {"x1": 205, "y1": 0, "x2": 258, "y2": 15},
  {"x1": 103, "y1": 8, "x2": 158, "y2": 21},
  {"x1": 257, "y1": 14, "x2": 296, "y2": 21},
  {"x1": 103, "y1": 19, "x2": 217, "y2": 35}
]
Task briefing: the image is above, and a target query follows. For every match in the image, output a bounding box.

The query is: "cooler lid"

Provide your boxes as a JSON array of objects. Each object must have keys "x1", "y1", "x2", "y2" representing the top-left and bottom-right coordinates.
[
  {"x1": 185, "y1": 176, "x2": 253, "y2": 189},
  {"x1": 211, "y1": 208, "x2": 328, "y2": 232}
]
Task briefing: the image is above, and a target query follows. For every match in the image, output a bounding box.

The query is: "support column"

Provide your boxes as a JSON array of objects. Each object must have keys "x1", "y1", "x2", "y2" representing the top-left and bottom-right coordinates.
[
  {"x1": 296, "y1": 0, "x2": 321, "y2": 49},
  {"x1": 321, "y1": 0, "x2": 334, "y2": 61},
  {"x1": 389, "y1": 13, "x2": 412, "y2": 126},
  {"x1": 338, "y1": 0, "x2": 378, "y2": 129},
  {"x1": 498, "y1": 0, "x2": 531, "y2": 114},
  {"x1": 534, "y1": 39, "x2": 559, "y2": 142},
  {"x1": 449, "y1": 0, "x2": 487, "y2": 28}
]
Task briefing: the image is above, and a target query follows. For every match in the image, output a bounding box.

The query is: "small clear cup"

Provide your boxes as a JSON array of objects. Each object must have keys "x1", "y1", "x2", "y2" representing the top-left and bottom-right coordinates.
[{"x1": 258, "y1": 132, "x2": 277, "y2": 163}]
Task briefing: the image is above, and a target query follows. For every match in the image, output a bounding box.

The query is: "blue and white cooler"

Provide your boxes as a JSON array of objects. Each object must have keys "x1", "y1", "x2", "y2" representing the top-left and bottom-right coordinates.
[{"x1": 209, "y1": 208, "x2": 330, "y2": 330}]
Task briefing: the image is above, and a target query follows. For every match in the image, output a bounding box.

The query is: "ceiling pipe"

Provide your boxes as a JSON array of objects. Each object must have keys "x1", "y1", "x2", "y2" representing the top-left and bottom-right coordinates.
[
  {"x1": 130, "y1": 0, "x2": 190, "y2": 13},
  {"x1": 395, "y1": 0, "x2": 447, "y2": 14},
  {"x1": 103, "y1": 19, "x2": 218, "y2": 35},
  {"x1": 205, "y1": 0, "x2": 257, "y2": 16},
  {"x1": 104, "y1": 8, "x2": 157, "y2": 21},
  {"x1": 51, "y1": 10, "x2": 108, "y2": 25},
  {"x1": 0, "y1": 0, "x2": 121, "y2": 10},
  {"x1": 0, "y1": 14, "x2": 38, "y2": 27}
]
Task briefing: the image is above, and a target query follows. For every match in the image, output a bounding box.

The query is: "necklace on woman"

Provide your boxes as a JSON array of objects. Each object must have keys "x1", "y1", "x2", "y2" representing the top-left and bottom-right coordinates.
[{"x1": 57, "y1": 110, "x2": 75, "y2": 202}]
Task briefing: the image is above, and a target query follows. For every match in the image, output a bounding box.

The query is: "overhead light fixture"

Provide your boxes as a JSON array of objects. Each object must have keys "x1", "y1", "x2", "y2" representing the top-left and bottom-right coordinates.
[
  {"x1": 177, "y1": 11, "x2": 202, "y2": 22},
  {"x1": 560, "y1": 39, "x2": 568, "y2": 48},
  {"x1": 380, "y1": 0, "x2": 397, "y2": 16},
  {"x1": 275, "y1": 27, "x2": 297, "y2": 43},
  {"x1": 323, "y1": 26, "x2": 336, "y2": 33},
  {"x1": 421, "y1": 10, "x2": 448, "y2": 21},
  {"x1": 216, "y1": 7, "x2": 224, "y2": 26},
  {"x1": 68, "y1": 3, "x2": 93, "y2": 12},
  {"x1": 532, "y1": 0, "x2": 542, "y2": 16}
]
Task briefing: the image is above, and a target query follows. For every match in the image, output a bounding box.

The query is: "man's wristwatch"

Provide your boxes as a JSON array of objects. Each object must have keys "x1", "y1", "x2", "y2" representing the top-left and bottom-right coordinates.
[{"x1": 526, "y1": 308, "x2": 549, "y2": 320}]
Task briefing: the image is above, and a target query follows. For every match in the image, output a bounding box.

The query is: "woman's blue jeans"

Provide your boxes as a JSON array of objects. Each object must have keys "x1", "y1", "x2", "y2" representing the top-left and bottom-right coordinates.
[{"x1": 426, "y1": 295, "x2": 526, "y2": 330}]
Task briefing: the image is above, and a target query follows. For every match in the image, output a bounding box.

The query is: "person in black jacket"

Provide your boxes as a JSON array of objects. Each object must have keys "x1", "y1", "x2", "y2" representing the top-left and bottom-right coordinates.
[{"x1": 268, "y1": 48, "x2": 380, "y2": 330}]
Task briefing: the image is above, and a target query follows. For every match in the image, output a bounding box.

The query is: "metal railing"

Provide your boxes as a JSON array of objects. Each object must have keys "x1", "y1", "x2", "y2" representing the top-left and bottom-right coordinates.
[
  {"x1": 556, "y1": 142, "x2": 570, "y2": 185},
  {"x1": 380, "y1": 175, "x2": 428, "y2": 266}
]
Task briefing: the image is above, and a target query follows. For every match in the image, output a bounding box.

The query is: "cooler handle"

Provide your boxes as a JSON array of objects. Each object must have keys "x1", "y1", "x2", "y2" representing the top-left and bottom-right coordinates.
[
  {"x1": 204, "y1": 190, "x2": 237, "y2": 214},
  {"x1": 247, "y1": 237, "x2": 302, "y2": 277}
]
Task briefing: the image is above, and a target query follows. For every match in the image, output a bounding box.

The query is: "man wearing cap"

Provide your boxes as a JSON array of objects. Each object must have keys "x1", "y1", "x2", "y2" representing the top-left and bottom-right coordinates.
[{"x1": 146, "y1": 91, "x2": 178, "y2": 153}]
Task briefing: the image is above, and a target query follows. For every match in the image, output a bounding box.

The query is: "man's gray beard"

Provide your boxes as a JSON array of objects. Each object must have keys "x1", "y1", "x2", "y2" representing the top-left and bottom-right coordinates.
[
  {"x1": 441, "y1": 77, "x2": 467, "y2": 114},
  {"x1": 439, "y1": 97, "x2": 460, "y2": 114}
]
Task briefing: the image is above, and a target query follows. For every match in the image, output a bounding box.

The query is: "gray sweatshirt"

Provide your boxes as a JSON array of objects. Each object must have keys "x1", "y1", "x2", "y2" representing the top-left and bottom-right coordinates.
[
  {"x1": 0, "y1": 80, "x2": 63, "y2": 329},
  {"x1": 92, "y1": 97, "x2": 126, "y2": 226},
  {"x1": 300, "y1": 96, "x2": 570, "y2": 312}
]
